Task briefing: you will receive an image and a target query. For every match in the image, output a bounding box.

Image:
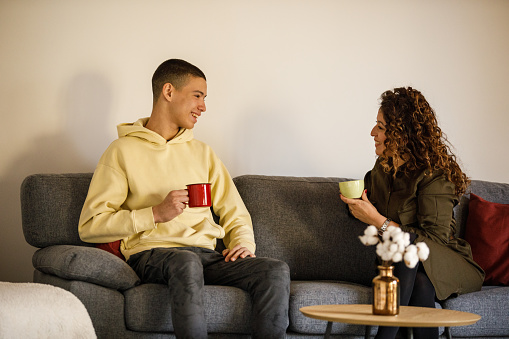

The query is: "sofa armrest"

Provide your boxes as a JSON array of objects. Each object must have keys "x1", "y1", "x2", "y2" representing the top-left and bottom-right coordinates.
[{"x1": 33, "y1": 245, "x2": 140, "y2": 291}]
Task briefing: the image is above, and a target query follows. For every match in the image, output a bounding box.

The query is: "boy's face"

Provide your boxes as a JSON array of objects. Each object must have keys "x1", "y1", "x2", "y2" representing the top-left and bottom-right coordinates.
[{"x1": 169, "y1": 76, "x2": 207, "y2": 130}]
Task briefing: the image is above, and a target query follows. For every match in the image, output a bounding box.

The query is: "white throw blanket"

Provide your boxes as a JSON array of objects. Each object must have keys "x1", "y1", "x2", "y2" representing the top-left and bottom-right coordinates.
[{"x1": 0, "y1": 282, "x2": 96, "y2": 338}]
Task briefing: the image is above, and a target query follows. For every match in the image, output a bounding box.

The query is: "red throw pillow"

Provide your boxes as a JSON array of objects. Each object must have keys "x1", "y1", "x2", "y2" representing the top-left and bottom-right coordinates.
[
  {"x1": 464, "y1": 193, "x2": 509, "y2": 286},
  {"x1": 96, "y1": 240, "x2": 125, "y2": 261}
]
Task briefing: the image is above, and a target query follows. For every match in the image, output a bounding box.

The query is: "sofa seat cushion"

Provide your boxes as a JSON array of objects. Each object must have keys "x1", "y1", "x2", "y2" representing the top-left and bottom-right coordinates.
[
  {"x1": 124, "y1": 283, "x2": 252, "y2": 334},
  {"x1": 441, "y1": 286, "x2": 509, "y2": 337},
  {"x1": 289, "y1": 281, "x2": 444, "y2": 336},
  {"x1": 289, "y1": 281, "x2": 374, "y2": 336}
]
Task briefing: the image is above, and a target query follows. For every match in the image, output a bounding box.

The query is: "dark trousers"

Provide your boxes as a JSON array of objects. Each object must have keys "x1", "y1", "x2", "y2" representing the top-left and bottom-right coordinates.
[
  {"x1": 127, "y1": 247, "x2": 290, "y2": 339},
  {"x1": 375, "y1": 262, "x2": 438, "y2": 339}
]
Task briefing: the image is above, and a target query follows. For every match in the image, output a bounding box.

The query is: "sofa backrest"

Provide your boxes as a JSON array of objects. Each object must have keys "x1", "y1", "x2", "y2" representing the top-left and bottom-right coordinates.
[
  {"x1": 20, "y1": 173, "x2": 509, "y2": 286},
  {"x1": 233, "y1": 175, "x2": 377, "y2": 285}
]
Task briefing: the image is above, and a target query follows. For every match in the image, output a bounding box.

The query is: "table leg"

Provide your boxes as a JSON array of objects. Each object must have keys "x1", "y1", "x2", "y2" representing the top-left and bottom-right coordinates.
[
  {"x1": 407, "y1": 327, "x2": 414, "y2": 339},
  {"x1": 445, "y1": 327, "x2": 452, "y2": 339},
  {"x1": 324, "y1": 321, "x2": 332, "y2": 339},
  {"x1": 365, "y1": 325, "x2": 372, "y2": 339}
]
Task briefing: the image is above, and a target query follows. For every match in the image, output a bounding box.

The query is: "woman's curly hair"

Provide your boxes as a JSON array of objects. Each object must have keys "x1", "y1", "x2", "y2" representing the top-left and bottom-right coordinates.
[{"x1": 378, "y1": 87, "x2": 470, "y2": 196}]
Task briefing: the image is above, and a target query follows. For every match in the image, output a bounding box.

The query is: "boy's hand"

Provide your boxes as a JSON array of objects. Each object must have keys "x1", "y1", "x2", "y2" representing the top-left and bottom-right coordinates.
[
  {"x1": 222, "y1": 244, "x2": 256, "y2": 262},
  {"x1": 152, "y1": 189, "x2": 189, "y2": 223}
]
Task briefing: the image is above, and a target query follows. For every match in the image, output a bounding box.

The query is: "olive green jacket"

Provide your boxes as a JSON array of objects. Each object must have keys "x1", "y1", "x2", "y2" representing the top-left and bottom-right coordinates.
[{"x1": 365, "y1": 160, "x2": 485, "y2": 300}]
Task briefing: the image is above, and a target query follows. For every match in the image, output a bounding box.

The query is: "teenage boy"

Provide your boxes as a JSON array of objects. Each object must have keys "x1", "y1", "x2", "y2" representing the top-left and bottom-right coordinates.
[{"x1": 79, "y1": 59, "x2": 290, "y2": 338}]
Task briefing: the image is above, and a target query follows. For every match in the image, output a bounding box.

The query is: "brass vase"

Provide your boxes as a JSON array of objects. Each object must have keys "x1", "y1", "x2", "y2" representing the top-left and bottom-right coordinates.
[{"x1": 372, "y1": 265, "x2": 400, "y2": 315}]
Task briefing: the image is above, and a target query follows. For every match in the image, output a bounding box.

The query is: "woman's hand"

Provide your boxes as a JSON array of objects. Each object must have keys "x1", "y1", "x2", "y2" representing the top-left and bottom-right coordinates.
[{"x1": 340, "y1": 190, "x2": 386, "y2": 227}]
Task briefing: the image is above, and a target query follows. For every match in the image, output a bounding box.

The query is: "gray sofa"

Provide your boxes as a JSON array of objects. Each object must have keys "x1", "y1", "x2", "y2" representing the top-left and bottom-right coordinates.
[{"x1": 21, "y1": 173, "x2": 509, "y2": 338}]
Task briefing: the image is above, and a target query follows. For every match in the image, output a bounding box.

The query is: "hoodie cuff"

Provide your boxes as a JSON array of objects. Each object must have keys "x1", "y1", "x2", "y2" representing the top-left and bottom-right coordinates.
[{"x1": 133, "y1": 207, "x2": 157, "y2": 233}]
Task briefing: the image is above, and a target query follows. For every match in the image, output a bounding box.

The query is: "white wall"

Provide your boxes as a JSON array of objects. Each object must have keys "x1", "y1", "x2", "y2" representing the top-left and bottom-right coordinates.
[{"x1": 1, "y1": 0, "x2": 508, "y2": 282}]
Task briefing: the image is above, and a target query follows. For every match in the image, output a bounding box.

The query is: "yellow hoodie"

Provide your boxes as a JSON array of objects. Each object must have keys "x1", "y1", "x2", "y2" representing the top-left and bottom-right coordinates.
[{"x1": 78, "y1": 118, "x2": 255, "y2": 260}]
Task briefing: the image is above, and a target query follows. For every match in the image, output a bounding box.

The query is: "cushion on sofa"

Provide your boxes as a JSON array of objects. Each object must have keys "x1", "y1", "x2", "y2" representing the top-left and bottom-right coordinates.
[
  {"x1": 455, "y1": 179, "x2": 509, "y2": 238},
  {"x1": 96, "y1": 241, "x2": 125, "y2": 261},
  {"x1": 289, "y1": 281, "x2": 373, "y2": 335},
  {"x1": 234, "y1": 175, "x2": 377, "y2": 286},
  {"x1": 33, "y1": 245, "x2": 140, "y2": 291},
  {"x1": 464, "y1": 193, "x2": 509, "y2": 286},
  {"x1": 442, "y1": 286, "x2": 509, "y2": 337},
  {"x1": 124, "y1": 283, "x2": 252, "y2": 334}
]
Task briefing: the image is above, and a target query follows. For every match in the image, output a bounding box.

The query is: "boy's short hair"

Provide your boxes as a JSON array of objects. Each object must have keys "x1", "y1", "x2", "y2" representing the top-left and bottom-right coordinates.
[{"x1": 152, "y1": 59, "x2": 206, "y2": 102}]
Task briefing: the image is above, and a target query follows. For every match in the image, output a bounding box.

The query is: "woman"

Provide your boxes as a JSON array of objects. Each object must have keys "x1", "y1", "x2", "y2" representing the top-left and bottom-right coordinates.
[{"x1": 341, "y1": 87, "x2": 484, "y2": 339}]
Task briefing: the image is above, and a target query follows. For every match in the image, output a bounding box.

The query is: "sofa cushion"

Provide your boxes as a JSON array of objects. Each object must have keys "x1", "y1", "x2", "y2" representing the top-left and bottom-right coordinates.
[
  {"x1": 441, "y1": 286, "x2": 509, "y2": 337},
  {"x1": 289, "y1": 281, "x2": 373, "y2": 335},
  {"x1": 33, "y1": 245, "x2": 140, "y2": 291},
  {"x1": 464, "y1": 193, "x2": 509, "y2": 286},
  {"x1": 234, "y1": 175, "x2": 377, "y2": 286},
  {"x1": 124, "y1": 283, "x2": 252, "y2": 333},
  {"x1": 454, "y1": 179, "x2": 509, "y2": 238},
  {"x1": 290, "y1": 281, "x2": 444, "y2": 336}
]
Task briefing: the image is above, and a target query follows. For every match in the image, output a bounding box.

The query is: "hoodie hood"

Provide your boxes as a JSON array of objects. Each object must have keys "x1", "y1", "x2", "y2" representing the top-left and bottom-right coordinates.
[{"x1": 117, "y1": 117, "x2": 193, "y2": 145}]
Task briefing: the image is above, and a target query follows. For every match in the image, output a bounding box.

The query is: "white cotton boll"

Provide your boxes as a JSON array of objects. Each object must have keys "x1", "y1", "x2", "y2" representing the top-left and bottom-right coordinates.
[
  {"x1": 368, "y1": 236, "x2": 380, "y2": 245},
  {"x1": 405, "y1": 244, "x2": 417, "y2": 254},
  {"x1": 393, "y1": 236, "x2": 405, "y2": 252},
  {"x1": 403, "y1": 233, "x2": 411, "y2": 247},
  {"x1": 389, "y1": 243, "x2": 399, "y2": 254},
  {"x1": 382, "y1": 242, "x2": 392, "y2": 252},
  {"x1": 392, "y1": 232, "x2": 403, "y2": 243},
  {"x1": 392, "y1": 252, "x2": 403, "y2": 263},
  {"x1": 358, "y1": 235, "x2": 369, "y2": 245},
  {"x1": 404, "y1": 251, "x2": 419, "y2": 268},
  {"x1": 376, "y1": 243, "x2": 389, "y2": 259},
  {"x1": 381, "y1": 250, "x2": 394, "y2": 262},
  {"x1": 416, "y1": 242, "x2": 430, "y2": 260},
  {"x1": 397, "y1": 242, "x2": 406, "y2": 253},
  {"x1": 382, "y1": 231, "x2": 392, "y2": 242},
  {"x1": 386, "y1": 226, "x2": 398, "y2": 235},
  {"x1": 359, "y1": 234, "x2": 379, "y2": 246},
  {"x1": 391, "y1": 227, "x2": 402, "y2": 237},
  {"x1": 359, "y1": 226, "x2": 380, "y2": 246},
  {"x1": 360, "y1": 225, "x2": 431, "y2": 268},
  {"x1": 365, "y1": 225, "x2": 378, "y2": 236}
]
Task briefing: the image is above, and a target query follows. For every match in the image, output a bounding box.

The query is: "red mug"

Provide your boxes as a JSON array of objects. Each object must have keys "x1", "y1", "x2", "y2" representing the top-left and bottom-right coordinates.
[{"x1": 186, "y1": 183, "x2": 212, "y2": 208}]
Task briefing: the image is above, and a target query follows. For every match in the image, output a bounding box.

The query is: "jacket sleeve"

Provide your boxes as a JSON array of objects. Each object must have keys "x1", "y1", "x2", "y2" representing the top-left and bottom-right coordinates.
[
  {"x1": 208, "y1": 151, "x2": 256, "y2": 254},
  {"x1": 78, "y1": 162, "x2": 156, "y2": 244}
]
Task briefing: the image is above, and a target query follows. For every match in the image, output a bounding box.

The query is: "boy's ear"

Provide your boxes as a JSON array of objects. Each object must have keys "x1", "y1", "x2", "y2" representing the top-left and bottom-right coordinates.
[{"x1": 162, "y1": 83, "x2": 175, "y2": 102}]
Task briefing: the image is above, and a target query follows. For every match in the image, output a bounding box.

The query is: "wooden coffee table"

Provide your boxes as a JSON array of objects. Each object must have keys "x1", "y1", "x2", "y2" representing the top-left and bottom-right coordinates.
[{"x1": 300, "y1": 304, "x2": 481, "y2": 339}]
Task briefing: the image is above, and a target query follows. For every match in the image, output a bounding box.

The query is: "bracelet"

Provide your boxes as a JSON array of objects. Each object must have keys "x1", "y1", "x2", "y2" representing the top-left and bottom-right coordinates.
[{"x1": 378, "y1": 218, "x2": 391, "y2": 236}]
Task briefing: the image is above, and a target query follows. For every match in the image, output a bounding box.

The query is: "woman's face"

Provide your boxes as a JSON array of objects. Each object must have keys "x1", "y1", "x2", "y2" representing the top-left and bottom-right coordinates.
[{"x1": 371, "y1": 109, "x2": 387, "y2": 156}]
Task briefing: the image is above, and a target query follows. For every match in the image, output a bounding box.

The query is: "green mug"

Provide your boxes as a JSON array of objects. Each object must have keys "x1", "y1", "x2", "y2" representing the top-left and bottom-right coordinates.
[{"x1": 339, "y1": 180, "x2": 364, "y2": 199}]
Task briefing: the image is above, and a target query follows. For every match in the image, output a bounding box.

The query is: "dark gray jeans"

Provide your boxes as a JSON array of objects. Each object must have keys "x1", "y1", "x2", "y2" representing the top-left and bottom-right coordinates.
[{"x1": 127, "y1": 247, "x2": 290, "y2": 339}]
